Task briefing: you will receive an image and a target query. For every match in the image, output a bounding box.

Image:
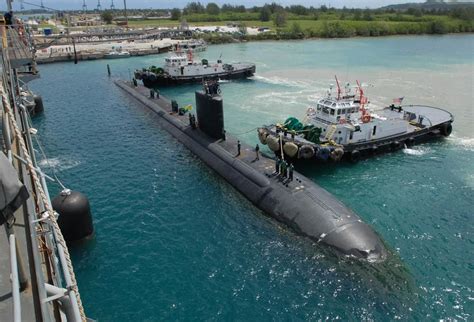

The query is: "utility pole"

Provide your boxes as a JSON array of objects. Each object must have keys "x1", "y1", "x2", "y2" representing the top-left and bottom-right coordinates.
[
  {"x1": 110, "y1": 0, "x2": 115, "y2": 10},
  {"x1": 6, "y1": 0, "x2": 12, "y2": 11},
  {"x1": 82, "y1": 0, "x2": 87, "y2": 12},
  {"x1": 96, "y1": 0, "x2": 102, "y2": 11},
  {"x1": 123, "y1": 0, "x2": 128, "y2": 27}
]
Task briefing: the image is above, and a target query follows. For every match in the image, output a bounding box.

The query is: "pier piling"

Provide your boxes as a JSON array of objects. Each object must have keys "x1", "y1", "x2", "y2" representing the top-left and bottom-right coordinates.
[{"x1": 107, "y1": 64, "x2": 111, "y2": 77}]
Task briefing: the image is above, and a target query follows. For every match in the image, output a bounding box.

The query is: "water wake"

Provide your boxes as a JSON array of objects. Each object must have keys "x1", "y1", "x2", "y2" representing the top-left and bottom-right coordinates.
[
  {"x1": 252, "y1": 75, "x2": 312, "y2": 88},
  {"x1": 448, "y1": 135, "x2": 474, "y2": 152},
  {"x1": 402, "y1": 147, "x2": 430, "y2": 156},
  {"x1": 38, "y1": 157, "x2": 81, "y2": 171}
]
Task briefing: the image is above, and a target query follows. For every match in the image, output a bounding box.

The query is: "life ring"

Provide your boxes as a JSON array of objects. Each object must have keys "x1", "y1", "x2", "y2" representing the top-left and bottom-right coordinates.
[
  {"x1": 307, "y1": 107, "x2": 315, "y2": 114},
  {"x1": 350, "y1": 150, "x2": 361, "y2": 163},
  {"x1": 362, "y1": 114, "x2": 371, "y2": 123},
  {"x1": 440, "y1": 123, "x2": 452, "y2": 137}
]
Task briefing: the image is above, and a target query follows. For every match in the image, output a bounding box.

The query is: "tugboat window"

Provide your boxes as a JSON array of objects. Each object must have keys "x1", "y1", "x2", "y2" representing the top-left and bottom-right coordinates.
[
  {"x1": 337, "y1": 109, "x2": 341, "y2": 115},
  {"x1": 330, "y1": 109, "x2": 335, "y2": 115},
  {"x1": 373, "y1": 126, "x2": 377, "y2": 135}
]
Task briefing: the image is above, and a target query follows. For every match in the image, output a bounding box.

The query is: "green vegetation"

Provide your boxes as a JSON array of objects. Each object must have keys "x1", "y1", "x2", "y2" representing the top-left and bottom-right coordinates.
[
  {"x1": 125, "y1": 2, "x2": 473, "y2": 42},
  {"x1": 100, "y1": 11, "x2": 114, "y2": 24}
]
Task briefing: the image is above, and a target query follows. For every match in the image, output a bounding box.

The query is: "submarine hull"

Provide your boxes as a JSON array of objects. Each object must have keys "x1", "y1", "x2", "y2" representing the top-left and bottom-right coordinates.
[{"x1": 115, "y1": 80, "x2": 388, "y2": 262}]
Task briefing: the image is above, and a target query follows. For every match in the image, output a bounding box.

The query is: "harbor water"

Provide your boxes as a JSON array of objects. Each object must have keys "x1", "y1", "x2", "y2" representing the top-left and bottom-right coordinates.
[{"x1": 30, "y1": 35, "x2": 473, "y2": 320}]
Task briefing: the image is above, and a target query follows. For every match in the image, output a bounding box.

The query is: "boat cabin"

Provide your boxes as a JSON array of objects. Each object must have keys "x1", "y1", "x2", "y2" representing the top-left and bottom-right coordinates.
[
  {"x1": 165, "y1": 55, "x2": 188, "y2": 67},
  {"x1": 314, "y1": 97, "x2": 361, "y2": 123}
]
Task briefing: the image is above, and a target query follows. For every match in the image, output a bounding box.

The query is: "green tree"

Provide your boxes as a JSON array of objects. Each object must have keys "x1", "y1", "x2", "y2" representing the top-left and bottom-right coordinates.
[
  {"x1": 170, "y1": 8, "x2": 181, "y2": 21},
  {"x1": 101, "y1": 11, "x2": 113, "y2": 24},
  {"x1": 184, "y1": 2, "x2": 205, "y2": 14},
  {"x1": 290, "y1": 21, "x2": 302, "y2": 34},
  {"x1": 273, "y1": 10, "x2": 288, "y2": 28},
  {"x1": 206, "y1": 3, "x2": 220, "y2": 15},
  {"x1": 260, "y1": 6, "x2": 271, "y2": 21}
]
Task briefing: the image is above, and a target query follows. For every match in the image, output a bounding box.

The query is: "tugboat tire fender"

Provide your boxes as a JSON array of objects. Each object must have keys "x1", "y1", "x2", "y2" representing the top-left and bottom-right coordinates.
[
  {"x1": 266, "y1": 135, "x2": 280, "y2": 152},
  {"x1": 317, "y1": 147, "x2": 330, "y2": 160},
  {"x1": 283, "y1": 142, "x2": 299, "y2": 158},
  {"x1": 440, "y1": 123, "x2": 452, "y2": 137},
  {"x1": 330, "y1": 147, "x2": 344, "y2": 161},
  {"x1": 350, "y1": 150, "x2": 361, "y2": 163},
  {"x1": 391, "y1": 141, "x2": 401, "y2": 150},
  {"x1": 299, "y1": 145, "x2": 315, "y2": 159},
  {"x1": 405, "y1": 137, "x2": 415, "y2": 147},
  {"x1": 258, "y1": 128, "x2": 269, "y2": 144}
]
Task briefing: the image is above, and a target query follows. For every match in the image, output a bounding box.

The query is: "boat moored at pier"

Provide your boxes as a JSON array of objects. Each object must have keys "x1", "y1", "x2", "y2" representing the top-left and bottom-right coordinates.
[{"x1": 258, "y1": 77, "x2": 454, "y2": 163}]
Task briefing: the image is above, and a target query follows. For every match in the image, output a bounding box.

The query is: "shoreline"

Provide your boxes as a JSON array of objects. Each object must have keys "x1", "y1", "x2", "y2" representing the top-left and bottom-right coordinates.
[{"x1": 33, "y1": 32, "x2": 473, "y2": 65}]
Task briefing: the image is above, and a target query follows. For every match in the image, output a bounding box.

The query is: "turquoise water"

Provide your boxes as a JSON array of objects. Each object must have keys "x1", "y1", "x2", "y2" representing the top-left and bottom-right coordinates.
[{"x1": 30, "y1": 35, "x2": 473, "y2": 320}]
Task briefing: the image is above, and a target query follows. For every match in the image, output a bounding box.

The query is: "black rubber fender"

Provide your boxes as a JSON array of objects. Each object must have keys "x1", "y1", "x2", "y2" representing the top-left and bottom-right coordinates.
[
  {"x1": 405, "y1": 137, "x2": 415, "y2": 147},
  {"x1": 350, "y1": 150, "x2": 360, "y2": 163},
  {"x1": 440, "y1": 123, "x2": 452, "y2": 137},
  {"x1": 391, "y1": 141, "x2": 401, "y2": 151},
  {"x1": 33, "y1": 95, "x2": 44, "y2": 114}
]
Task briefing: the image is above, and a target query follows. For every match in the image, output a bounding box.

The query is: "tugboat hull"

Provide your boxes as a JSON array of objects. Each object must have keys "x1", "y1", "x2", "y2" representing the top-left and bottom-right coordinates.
[
  {"x1": 137, "y1": 65, "x2": 256, "y2": 88},
  {"x1": 259, "y1": 105, "x2": 454, "y2": 163}
]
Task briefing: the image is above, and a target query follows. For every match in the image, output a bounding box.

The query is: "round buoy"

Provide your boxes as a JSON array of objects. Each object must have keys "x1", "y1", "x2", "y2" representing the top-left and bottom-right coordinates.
[
  {"x1": 52, "y1": 190, "x2": 94, "y2": 244},
  {"x1": 440, "y1": 123, "x2": 452, "y2": 137},
  {"x1": 33, "y1": 95, "x2": 44, "y2": 114},
  {"x1": 350, "y1": 150, "x2": 361, "y2": 163}
]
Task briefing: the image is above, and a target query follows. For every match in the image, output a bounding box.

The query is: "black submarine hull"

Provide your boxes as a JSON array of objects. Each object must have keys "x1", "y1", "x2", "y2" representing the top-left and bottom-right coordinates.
[
  {"x1": 136, "y1": 65, "x2": 256, "y2": 88},
  {"x1": 115, "y1": 80, "x2": 388, "y2": 262}
]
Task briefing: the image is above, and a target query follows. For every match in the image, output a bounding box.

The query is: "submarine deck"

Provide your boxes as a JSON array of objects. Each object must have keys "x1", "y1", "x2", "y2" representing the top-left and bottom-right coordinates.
[
  {"x1": 121, "y1": 81, "x2": 366, "y2": 229},
  {"x1": 130, "y1": 82, "x2": 324, "y2": 194}
]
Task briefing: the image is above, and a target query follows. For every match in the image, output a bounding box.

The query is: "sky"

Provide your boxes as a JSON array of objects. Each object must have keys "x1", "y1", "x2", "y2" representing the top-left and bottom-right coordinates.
[{"x1": 3, "y1": 0, "x2": 430, "y2": 11}]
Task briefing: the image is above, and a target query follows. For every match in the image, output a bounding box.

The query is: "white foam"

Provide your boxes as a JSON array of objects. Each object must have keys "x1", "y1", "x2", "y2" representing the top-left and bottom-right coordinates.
[
  {"x1": 448, "y1": 135, "x2": 474, "y2": 152},
  {"x1": 402, "y1": 147, "x2": 430, "y2": 156},
  {"x1": 38, "y1": 157, "x2": 81, "y2": 171},
  {"x1": 251, "y1": 75, "x2": 311, "y2": 88}
]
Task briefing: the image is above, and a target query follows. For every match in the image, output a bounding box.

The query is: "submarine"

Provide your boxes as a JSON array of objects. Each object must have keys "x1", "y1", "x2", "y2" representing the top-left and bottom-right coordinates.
[{"x1": 115, "y1": 80, "x2": 388, "y2": 262}]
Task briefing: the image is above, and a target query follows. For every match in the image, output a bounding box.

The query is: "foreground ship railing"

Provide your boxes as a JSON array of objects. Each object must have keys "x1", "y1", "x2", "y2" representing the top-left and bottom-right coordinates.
[{"x1": 1, "y1": 21, "x2": 88, "y2": 322}]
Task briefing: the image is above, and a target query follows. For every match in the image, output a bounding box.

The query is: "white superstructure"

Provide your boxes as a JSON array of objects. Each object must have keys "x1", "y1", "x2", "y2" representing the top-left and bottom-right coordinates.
[
  {"x1": 163, "y1": 51, "x2": 239, "y2": 78},
  {"x1": 307, "y1": 78, "x2": 413, "y2": 145}
]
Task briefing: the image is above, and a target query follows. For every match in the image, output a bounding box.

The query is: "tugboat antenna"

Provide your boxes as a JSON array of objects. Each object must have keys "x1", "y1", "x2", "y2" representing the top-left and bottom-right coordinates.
[{"x1": 335, "y1": 75, "x2": 342, "y2": 100}]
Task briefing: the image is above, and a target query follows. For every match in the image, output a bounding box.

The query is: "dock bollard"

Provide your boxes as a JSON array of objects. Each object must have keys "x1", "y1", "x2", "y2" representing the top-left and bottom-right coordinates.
[{"x1": 107, "y1": 64, "x2": 111, "y2": 77}]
